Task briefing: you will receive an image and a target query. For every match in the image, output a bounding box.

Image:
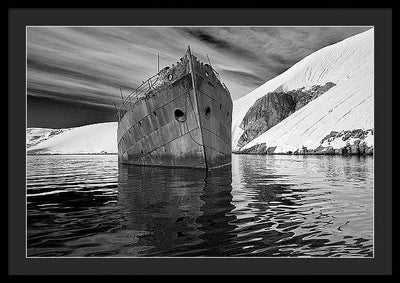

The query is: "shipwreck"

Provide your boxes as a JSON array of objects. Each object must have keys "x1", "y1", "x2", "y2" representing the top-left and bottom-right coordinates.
[{"x1": 116, "y1": 46, "x2": 232, "y2": 170}]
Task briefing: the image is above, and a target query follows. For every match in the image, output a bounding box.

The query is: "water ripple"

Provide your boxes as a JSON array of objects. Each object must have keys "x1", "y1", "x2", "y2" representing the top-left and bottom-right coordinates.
[{"x1": 27, "y1": 154, "x2": 373, "y2": 257}]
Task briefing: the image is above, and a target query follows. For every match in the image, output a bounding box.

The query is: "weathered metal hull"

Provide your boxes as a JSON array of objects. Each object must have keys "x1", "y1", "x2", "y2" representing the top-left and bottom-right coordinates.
[{"x1": 117, "y1": 49, "x2": 232, "y2": 170}]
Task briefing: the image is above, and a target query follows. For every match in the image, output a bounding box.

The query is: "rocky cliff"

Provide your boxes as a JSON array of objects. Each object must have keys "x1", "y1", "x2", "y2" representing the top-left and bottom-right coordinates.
[
  {"x1": 232, "y1": 28, "x2": 374, "y2": 155},
  {"x1": 237, "y1": 82, "x2": 335, "y2": 148}
]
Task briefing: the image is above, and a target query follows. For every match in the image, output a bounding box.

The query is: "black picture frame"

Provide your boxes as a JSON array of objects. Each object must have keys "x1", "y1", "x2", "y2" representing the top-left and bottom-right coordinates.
[{"x1": 9, "y1": 7, "x2": 393, "y2": 275}]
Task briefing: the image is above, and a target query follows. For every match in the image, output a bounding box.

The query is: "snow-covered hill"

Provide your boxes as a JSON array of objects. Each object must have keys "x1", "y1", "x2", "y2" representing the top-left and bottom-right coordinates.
[
  {"x1": 232, "y1": 28, "x2": 374, "y2": 153},
  {"x1": 26, "y1": 128, "x2": 71, "y2": 149},
  {"x1": 27, "y1": 122, "x2": 118, "y2": 154}
]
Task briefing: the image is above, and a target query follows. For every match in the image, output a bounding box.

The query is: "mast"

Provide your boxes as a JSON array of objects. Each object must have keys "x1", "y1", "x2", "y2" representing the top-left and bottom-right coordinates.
[
  {"x1": 119, "y1": 88, "x2": 124, "y2": 101},
  {"x1": 187, "y1": 45, "x2": 208, "y2": 169},
  {"x1": 206, "y1": 53, "x2": 212, "y2": 66},
  {"x1": 187, "y1": 46, "x2": 197, "y2": 90}
]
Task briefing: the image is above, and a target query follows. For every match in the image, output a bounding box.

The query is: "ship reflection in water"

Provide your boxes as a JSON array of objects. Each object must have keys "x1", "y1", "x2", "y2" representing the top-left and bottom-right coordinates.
[
  {"x1": 27, "y1": 154, "x2": 373, "y2": 257},
  {"x1": 117, "y1": 164, "x2": 237, "y2": 256}
]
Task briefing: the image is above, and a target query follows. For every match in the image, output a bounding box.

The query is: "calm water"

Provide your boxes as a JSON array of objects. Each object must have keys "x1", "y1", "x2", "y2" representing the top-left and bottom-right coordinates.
[{"x1": 27, "y1": 154, "x2": 373, "y2": 257}]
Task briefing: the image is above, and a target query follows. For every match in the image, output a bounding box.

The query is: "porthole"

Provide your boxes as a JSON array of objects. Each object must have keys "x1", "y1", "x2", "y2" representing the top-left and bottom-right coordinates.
[
  {"x1": 153, "y1": 111, "x2": 157, "y2": 117},
  {"x1": 168, "y1": 74, "x2": 173, "y2": 81},
  {"x1": 205, "y1": 106, "x2": 211, "y2": 119},
  {"x1": 219, "y1": 104, "x2": 222, "y2": 110},
  {"x1": 174, "y1": 108, "x2": 187, "y2": 122}
]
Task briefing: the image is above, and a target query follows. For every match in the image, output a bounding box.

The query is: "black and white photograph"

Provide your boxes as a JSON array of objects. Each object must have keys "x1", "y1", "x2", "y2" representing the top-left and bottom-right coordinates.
[{"x1": 25, "y1": 25, "x2": 375, "y2": 258}]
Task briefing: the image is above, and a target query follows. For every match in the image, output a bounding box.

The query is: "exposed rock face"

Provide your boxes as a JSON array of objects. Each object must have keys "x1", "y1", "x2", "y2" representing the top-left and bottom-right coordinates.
[
  {"x1": 318, "y1": 129, "x2": 374, "y2": 155},
  {"x1": 237, "y1": 92, "x2": 296, "y2": 148},
  {"x1": 237, "y1": 82, "x2": 336, "y2": 148},
  {"x1": 292, "y1": 82, "x2": 336, "y2": 111},
  {"x1": 236, "y1": 129, "x2": 373, "y2": 155},
  {"x1": 235, "y1": 143, "x2": 277, "y2": 155},
  {"x1": 320, "y1": 129, "x2": 373, "y2": 144}
]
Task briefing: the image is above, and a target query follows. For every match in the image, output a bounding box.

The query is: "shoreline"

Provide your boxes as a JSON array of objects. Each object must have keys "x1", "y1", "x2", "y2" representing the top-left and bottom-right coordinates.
[
  {"x1": 232, "y1": 152, "x2": 373, "y2": 156},
  {"x1": 27, "y1": 152, "x2": 373, "y2": 157},
  {"x1": 27, "y1": 153, "x2": 118, "y2": 156},
  {"x1": 234, "y1": 140, "x2": 373, "y2": 156}
]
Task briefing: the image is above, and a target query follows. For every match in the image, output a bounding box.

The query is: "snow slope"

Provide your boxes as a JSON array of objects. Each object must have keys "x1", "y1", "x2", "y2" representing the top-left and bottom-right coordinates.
[
  {"x1": 233, "y1": 28, "x2": 374, "y2": 152},
  {"x1": 27, "y1": 122, "x2": 118, "y2": 154},
  {"x1": 26, "y1": 128, "x2": 71, "y2": 149}
]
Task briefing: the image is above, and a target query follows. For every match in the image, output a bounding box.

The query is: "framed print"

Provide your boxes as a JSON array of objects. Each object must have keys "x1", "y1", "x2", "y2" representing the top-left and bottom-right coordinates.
[{"x1": 8, "y1": 7, "x2": 392, "y2": 275}]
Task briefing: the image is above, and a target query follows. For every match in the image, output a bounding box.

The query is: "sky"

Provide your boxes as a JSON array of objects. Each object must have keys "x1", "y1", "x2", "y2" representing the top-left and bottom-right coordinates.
[{"x1": 27, "y1": 26, "x2": 371, "y2": 128}]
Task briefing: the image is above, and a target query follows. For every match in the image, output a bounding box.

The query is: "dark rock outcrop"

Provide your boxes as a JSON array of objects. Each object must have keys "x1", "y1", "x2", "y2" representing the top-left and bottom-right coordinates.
[
  {"x1": 321, "y1": 129, "x2": 372, "y2": 144},
  {"x1": 292, "y1": 82, "x2": 336, "y2": 111},
  {"x1": 235, "y1": 128, "x2": 373, "y2": 156},
  {"x1": 235, "y1": 143, "x2": 277, "y2": 155},
  {"x1": 236, "y1": 142, "x2": 373, "y2": 156},
  {"x1": 299, "y1": 129, "x2": 374, "y2": 155},
  {"x1": 237, "y1": 82, "x2": 336, "y2": 148},
  {"x1": 320, "y1": 129, "x2": 373, "y2": 152},
  {"x1": 237, "y1": 92, "x2": 296, "y2": 148},
  {"x1": 238, "y1": 143, "x2": 268, "y2": 154}
]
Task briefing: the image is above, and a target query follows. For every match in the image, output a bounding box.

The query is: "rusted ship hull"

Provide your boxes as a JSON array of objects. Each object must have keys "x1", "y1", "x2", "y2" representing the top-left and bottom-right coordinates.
[{"x1": 117, "y1": 47, "x2": 232, "y2": 170}]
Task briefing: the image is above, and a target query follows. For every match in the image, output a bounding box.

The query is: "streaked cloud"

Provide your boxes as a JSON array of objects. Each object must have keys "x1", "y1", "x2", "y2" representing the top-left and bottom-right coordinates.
[{"x1": 27, "y1": 26, "x2": 371, "y2": 127}]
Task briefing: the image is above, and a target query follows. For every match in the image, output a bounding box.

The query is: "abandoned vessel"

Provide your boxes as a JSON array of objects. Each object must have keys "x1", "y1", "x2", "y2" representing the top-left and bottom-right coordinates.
[{"x1": 117, "y1": 46, "x2": 232, "y2": 170}]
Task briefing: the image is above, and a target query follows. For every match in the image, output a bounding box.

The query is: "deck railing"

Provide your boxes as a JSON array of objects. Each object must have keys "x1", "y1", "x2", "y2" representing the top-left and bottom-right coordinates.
[
  {"x1": 115, "y1": 52, "x2": 230, "y2": 121},
  {"x1": 116, "y1": 71, "x2": 165, "y2": 120}
]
